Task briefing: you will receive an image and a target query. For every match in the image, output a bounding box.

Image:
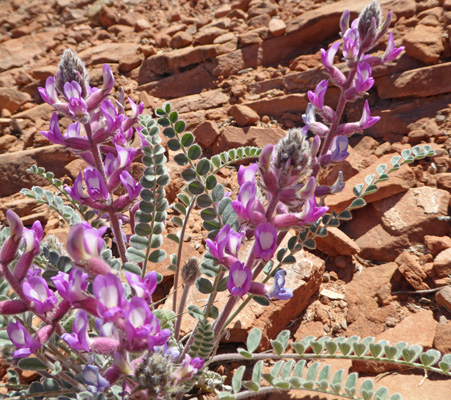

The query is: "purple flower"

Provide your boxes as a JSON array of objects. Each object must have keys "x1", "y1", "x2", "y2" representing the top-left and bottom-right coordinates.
[
  {"x1": 342, "y1": 23, "x2": 359, "y2": 61},
  {"x1": 308, "y1": 80, "x2": 328, "y2": 110},
  {"x1": 66, "y1": 223, "x2": 107, "y2": 262},
  {"x1": 254, "y1": 223, "x2": 278, "y2": 261},
  {"x1": 227, "y1": 261, "x2": 252, "y2": 297},
  {"x1": 302, "y1": 104, "x2": 330, "y2": 137},
  {"x1": 61, "y1": 310, "x2": 90, "y2": 351},
  {"x1": 84, "y1": 168, "x2": 109, "y2": 201},
  {"x1": 267, "y1": 270, "x2": 293, "y2": 300},
  {"x1": 237, "y1": 164, "x2": 258, "y2": 186},
  {"x1": 354, "y1": 62, "x2": 374, "y2": 94},
  {"x1": 40, "y1": 113, "x2": 66, "y2": 146},
  {"x1": 206, "y1": 225, "x2": 244, "y2": 266},
  {"x1": 65, "y1": 172, "x2": 89, "y2": 202},
  {"x1": 329, "y1": 135, "x2": 350, "y2": 163},
  {"x1": 7, "y1": 321, "x2": 42, "y2": 358},
  {"x1": 359, "y1": 100, "x2": 380, "y2": 129},
  {"x1": 13, "y1": 220, "x2": 43, "y2": 281},
  {"x1": 175, "y1": 355, "x2": 205, "y2": 382},
  {"x1": 51, "y1": 269, "x2": 89, "y2": 305},
  {"x1": 382, "y1": 32, "x2": 405, "y2": 64},
  {"x1": 125, "y1": 271, "x2": 157, "y2": 302},
  {"x1": 125, "y1": 297, "x2": 161, "y2": 343},
  {"x1": 320, "y1": 41, "x2": 346, "y2": 87},
  {"x1": 38, "y1": 76, "x2": 59, "y2": 106},
  {"x1": 225, "y1": 229, "x2": 245, "y2": 258},
  {"x1": 101, "y1": 100, "x2": 123, "y2": 133},
  {"x1": 93, "y1": 273, "x2": 127, "y2": 322},
  {"x1": 22, "y1": 276, "x2": 58, "y2": 314},
  {"x1": 83, "y1": 365, "x2": 110, "y2": 393},
  {"x1": 0, "y1": 209, "x2": 24, "y2": 264},
  {"x1": 232, "y1": 181, "x2": 257, "y2": 221},
  {"x1": 119, "y1": 171, "x2": 142, "y2": 200},
  {"x1": 104, "y1": 145, "x2": 135, "y2": 189},
  {"x1": 0, "y1": 300, "x2": 28, "y2": 314}
]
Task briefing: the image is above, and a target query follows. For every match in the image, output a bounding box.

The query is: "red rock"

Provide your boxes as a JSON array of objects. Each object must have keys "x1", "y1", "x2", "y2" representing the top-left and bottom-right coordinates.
[
  {"x1": 229, "y1": 104, "x2": 259, "y2": 126},
  {"x1": 376, "y1": 62, "x2": 451, "y2": 99},
  {"x1": 134, "y1": 17, "x2": 151, "y2": 31},
  {"x1": 99, "y1": 4, "x2": 117, "y2": 27},
  {"x1": 170, "y1": 89, "x2": 229, "y2": 114},
  {"x1": 294, "y1": 320, "x2": 324, "y2": 341},
  {"x1": 238, "y1": 29, "x2": 263, "y2": 46},
  {"x1": 213, "y1": 126, "x2": 285, "y2": 152},
  {"x1": 436, "y1": 286, "x2": 451, "y2": 313},
  {"x1": 396, "y1": 251, "x2": 430, "y2": 290},
  {"x1": 79, "y1": 43, "x2": 139, "y2": 65},
  {"x1": 436, "y1": 172, "x2": 451, "y2": 191},
  {"x1": 214, "y1": 32, "x2": 236, "y2": 44},
  {"x1": 248, "y1": 14, "x2": 271, "y2": 28},
  {"x1": 269, "y1": 18, "x2": 286, "y2": 36},
  {"x1": 170, "y1": 31, "x2": 193, "y2": 49},
  {"x1": 326, "y1": 153, "x2": 416, "y2": 213},
  {"x1": 425, "y1": 235, "x2": 451, "y2": 256},
  {"x1": 402, "y1": 24, "x2": 444, "y2": 63},
  {"x1": 118, "y1": 55, "x2": 142, "y2": 73},
  {"x1": 0, "y1": 134, "x2": 17, "y2": 153},
  {"x1": 194, "y1": 26, "x2": 227, "y2": 45},
  {"x1": 248, "y1": 0, "x2": 278, "y2": 19},
  {"x1": 0, "y1": 87, "x2": 31, "y2": 114},
  {"x1": 434, "y1": 248, "x2": 451, "y2": 277},
  {"x1": 192, "y1": 121, "x2": 220, "y2": 148},
  {"x1": 245, "y1": 94, "x2": 308, "y2": 117},
  {"x1": 214, "y1": 4, "x2": 232, "y2": 18},
  {"x1": 434, "y1": 320, "x2": 451, "y2": 354},
  {"x1": 314, "y1": 227, "x2": 361, "y2": 257}
]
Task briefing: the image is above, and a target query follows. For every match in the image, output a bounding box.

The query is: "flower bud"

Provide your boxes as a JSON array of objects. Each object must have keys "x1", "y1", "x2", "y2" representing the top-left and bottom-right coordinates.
[
  {"x1": 181, "y1": 257, "x2": 201, "y2": 286},
  {"x1": 56, "y1": 49, "x2": 89, "y2": 99},
  {"x1": 0, "y1": 300, "x2": 28, "y2": 314},
  {"x1": 0, "y1": 210, "x2": 23, "y2": 264}
]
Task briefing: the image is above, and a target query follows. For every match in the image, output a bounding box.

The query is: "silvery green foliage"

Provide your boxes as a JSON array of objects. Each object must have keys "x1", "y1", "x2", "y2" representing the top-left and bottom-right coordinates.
[
  {"x1": 124, "y1": 114, "x2": 169, "y2": 274},
  {"x1": 216, "y1": 329, "x2": 451, "y2": 399}
]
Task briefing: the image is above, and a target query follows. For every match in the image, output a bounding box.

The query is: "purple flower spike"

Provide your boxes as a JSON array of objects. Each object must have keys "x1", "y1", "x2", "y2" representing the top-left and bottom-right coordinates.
[
  {"x1": 119, "y1": 171, "x2": 142, "y2": 200},
  {"x1": 7, "y1": 321, "x2": 42, "y2": 358},
  {"x1": 125, "y1": 271, "x2": 157, "y2": 302},
  {"x1": 22, "y1": 276, "x2": 58, "y2": 314},
  {"x1": 93, "y1": 273, "x2": 126, "y2": 322},
  {"x1": 83, "y1": 365, "x2": 110, "y2": 393},
  {"x1": 227, "y1": 261, "x2": 252, "y2": 297},
  {"x1": 61, "y1": 310, "x2": 90, "y2": 351},
  {"x1": 85, "y1": 168, "x2": 109, "y2": 201},
  {"x1": 267, "y1": 270, "x2": 293, "y2": 300},
  {"x1": 254, "y1": 223, "x2": 278, "y2": 261},
  {"x1": 39, "y1": 76, "x2": 59, "y2": 106},
  {"x1": 359, "y1": 100, "x2": 380, "y2": 129},
  {"x1": 308, "y1": 80, "x2": 328, "y2": 110}
]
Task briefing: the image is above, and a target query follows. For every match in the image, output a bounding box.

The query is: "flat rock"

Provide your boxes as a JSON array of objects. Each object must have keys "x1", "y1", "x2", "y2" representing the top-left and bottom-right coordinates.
[
  {"x1": 245, "y1": 94, "x2": 309, "y2": 117},
  {"x1": 402, "y1": 24, "x2": 444, "y2": 63},
  {"x1": 344, "y1": 187, "x2": 450, "y2": 261},
  {"x1": 192, "y1": 121, "x2": 220, "y2": 148},
  {"x1": 0, "y1": 146, "x2": 77, "y2": 197},
  {"x1": 229, "y1": 104, "x2": 259, "y2": 126},
  {"x1": 396, "y1": 251, "x2": 430, "y2": 290},
  {"x1": 314, "y1": 227, "x2": 361, "y2": 257},
  {"x1": 325, "y1": 153, "x2": 416, "y2": 213},
  {"x1": 78, "y1": 43, "x2": 139, "y2": 65},
  {"x1": 170, "y1": 89, "x2": 229, "y2": 114},
  {"x1": 434, "y1": 320, "x2": 451, "y2": 354},
  {"x1": 425, "y1": 235, "x2": 451, "y2": 256},
  {"x1": 376, "y1": 62, "x2": 451, "y2": 99},
  {"x1": 269, "y1": 18, "x2": 286, "y2": 36},
  {"x1": 0, "y1": 31, "x2": 57, "y2": 72},
  {"x1": 0, "y1": 87, "x2": 31, "y2": 114},
  {"x1": 212, "y1": 125, "x2": 285, "y2": 152},
  {"x1": 436, "y1": 286, "x2": 451, "y2": 313}
]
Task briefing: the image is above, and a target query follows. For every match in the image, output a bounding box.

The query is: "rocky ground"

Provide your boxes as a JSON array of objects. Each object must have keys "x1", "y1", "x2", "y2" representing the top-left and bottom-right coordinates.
[{"x1": 0, "y1": 0, "x2": 451, "y2": 398}]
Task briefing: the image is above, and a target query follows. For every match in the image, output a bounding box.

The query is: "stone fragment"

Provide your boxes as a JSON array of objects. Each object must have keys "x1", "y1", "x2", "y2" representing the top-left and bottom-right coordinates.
[
  {"x1": 212, "y1": 126, "x2": 285, "y2": 152},
  {"x1": 215, "y1": 4, "x2": 232, "y2": 18},
  {"x1": 269, "y1": 18, "x2": 286, "y2": 36},
  {"x1": 375, "y1": 63, "x2": 451, "y2": 99},
  {"x1": 402, "y1": 24, "x2": 443, "y2": 63},
  {"x1": 192, "y1": 121, "x2": 220, "y2": 148},
  {"x1": 194, "y1": 27, "x2": 226, "y2": 45},
  {"x1": 436, "y1": 172, "x2": 451, "y2": 191},
  {"x1": 314, "y1": 227, "x2": 361, "y2": 256},
  {"x1": 248, "y1": 1, "x2": 278, "y2": 19},
  {"x1": 245, "y1": 94, "x2": 308, "y2": 117},
  {"x1": 434, "y1": 248, "x2": 451, "y2": 277},
  {"x1": 79, "y1": 43, "x2": 139, "y2": 65},
  {"x1": 229, "y1": 104, "x2": 259, "y2": 127},
  {"x1": 134, "y1": 17, "x2": 151, "y2": 31},
  {"x1": 0, "y1": 135, "x2": 17, "y2": 153},
  {"x1": 434, "y1": 321, "x2": 451, "y2": 354},
  {"x1": 248, "y1": 14, "x2": 271, "y2": 28},
  {"x1": 0, "y1": 88, "x2": 31, "y2": 114},
  {"x1": 170, "y1": 31, "x2": 193, "y2": 49},
  {"x1": 436, "y1": 286, "x2": 451, "y2": 313},
  {"x1": 326, "y1": 153, "x2": 416, "y2": 212},
  {"x1": 30, "y1": 66, "x2": 58, "y2": 81},
  {"x1": 170, "y1": 89, "x2": 229, "y2": 114},
  {"x1": 396, "y1": 251, "x2": 430, "y2": 290},
  {"x1": 99, "y1": 5, "x2": 118, "y2": 27},
  {"x1": 425, "y1": 235, "x2": 451, "y2": 256},
  {"x1": 118, "y1": 55, "x2": 142, "y2": 73}
]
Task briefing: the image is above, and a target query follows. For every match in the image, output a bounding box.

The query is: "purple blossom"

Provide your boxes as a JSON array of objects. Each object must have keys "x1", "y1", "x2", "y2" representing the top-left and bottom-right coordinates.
[
  {"x1": 83, "y1": 365, "x2": 110, "y2": 393},
  {"x1": 175, "y1": 355, "x2": 205, "y2": 382},
  {"x1": 104, "y1": 145, "x2": 135, "y2": 189},
  {"x1": 382, "y1": 32, "x2": 405, "y2": 64},
  {"x1": 320, "y1": 41, "x2": 346, "y2": 87},
  {"x1": 0, "y1": 209, "x2": 23, "y2": 264},
  {"x1": 302, "y1": 104, "x2": 330, "y2": 137},
  {"x1": 51, "y1": 269, "x2": 89, "y2": 305},
  {"x1": 359, "y1": 100, "x2": 380, "y2": 129},
  {"x1": 13, "y1": 220, "x2": 43, "y2": 281},
  {"x1": 119, "y1": 171, "x2": 142, "y2": 200},
  {"x1": 65, "y1": 172, "x2": 89, "y2": 202},
  {"x1": 205, "y1": 225, "x2": 244, "y2": 266},
  {"x1": 22, "y1": 276, "x2": 58, "y2": 314},
  {"x1": 101, "y1": 100, "x2": 123, "y2": 133},
  {"x1": 40, "y1": 113, "x2": 65, "y2": 146},
  {"x1": 7, "y1": 321, "x2": 42, "y2": 358},
  {"x1": 66, "y1": 223, "x2": 107, "y2": 263},
  {"x1": 254, "y1": 223, "x2": 278, "y2": 261},
  {"x1": 237, "y1": 164, "x2": 258, "y2": 186},
  {"x1": 85, "y1": 168, "x2": 109, "y2": 201},
  {"x1": 329, "y1": 135, "x2": 350, "y2": 163},
  {"x1": 354, "y1": 62, "x2": 374, "y2": 94},
  {"x1": 267, "y1": 270, "x2": 293, "y2": 300},
  {"x1": 93, "y1": 273, "x2": 127, "y2": 322},
  {"x1": 227, "y1": 261, "x2": 252, "y2": 297},
  {"x1": 125, "y1": 271, "x2": 157, "y2": 302},
  {"x1": 38, "y1": 76, "x2": 59, "y2": 106},
  {"x1": 342, "y1": 22, "x2": 359, "y2": 61},
  {"x1": 61, "y1": 310, "x2": 90, "y2": 351},
  {"x1": 308, "y1": 80, "x2": 328, "y2": 110}
]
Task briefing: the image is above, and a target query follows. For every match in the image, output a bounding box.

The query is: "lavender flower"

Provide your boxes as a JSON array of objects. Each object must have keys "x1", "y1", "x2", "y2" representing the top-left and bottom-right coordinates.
[
  {"x1": 125, "y1": 271, "x2": 157, "y2": 302},
  {"x1": 7, "y1": 321, "x2": 42, "y2": 358},
  {"x1": 227, "y1": 261, "x2": 252, "y2": 297},
  {"x1": 93, "y1": 273, "x2": 127, "y2": 322},
  {"x1": 66, "y1": 223, "x2": 107, "y2": 263},
  {"x1": 254, "y1": 223, "x2": 278, "y2": 261},
  {"x1": 205, "y1": 224, "x2": 244, "y2": 267},
  {"x1": 175, "y1": 355, "x2": 205, "y2": 382},
  {"x1": 266, "y1": 270, "x2": 293, "y2": 300},
  {"x1": 0, "y1": 210, "x2": 23, "y2": 264},
  {"x1": 83, "y1": 365, "x2": 110, "y2": 393},
  {"x1": 61, "y1": 310, "x2": 90, "y2": 351},
  {"x1": 51, "y1": 269, "x2": 89, "y2": 305},
  {"x1": 13, "y1": 220, "x2": 43, "y2": 281},
  {"x1": 22, "y1": 276, "x2": 58, "y2": 314}
]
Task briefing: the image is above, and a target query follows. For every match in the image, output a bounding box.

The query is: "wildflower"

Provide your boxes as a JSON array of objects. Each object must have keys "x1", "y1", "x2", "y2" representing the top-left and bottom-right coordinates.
[
  {"x1": 22, "y1": 276, "x2": 58, "y2": 314},
  {"x1": 254, "y1": 223, "x2": 278, "y2": 261},
  {"x1": 175, "y1": 355, "x2": 205, "y2": 382},
  {"x1": 125, "y1": 271, "x2": 158, "y2": 302},
  {"x1": 83, "y1": 365, "x2": 110, "y2": 393},
  {"x1": 206, "y1": 224, "x2": 244, "y2": 266},
  {"x1": 93, "y1": 273, "x2": 127, "y2": 322},
  {"x1": 61, "y1": 310, "x2": 90, "y2": 351},
  {"x1": 227, "y1": 261, "x2": 252, "y2": 297},
  {"x1": 0, "y1": 210, "x2": 23, "y2": 264},
  {"x1": 0, "y1": 300, "x2": 28, "y2": 314},
  {"x1": 51, "y1": 269, "x2": 89, "y2": 305},
  {"x1": 13, "y1": 220, "x2": 43, "y2": 281},
  {"x1": 66, "y1": 223, "x2": 107, "y2": 263},
  {"x1": 307, "y1": 80, "x2": 328, "y2": 110},
  {"x1": 7, "y1": 321, "x2": 42, "y2": 358},
  {"x1": 250, "y1": 270, "x2": 293, "y2": 300}
]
